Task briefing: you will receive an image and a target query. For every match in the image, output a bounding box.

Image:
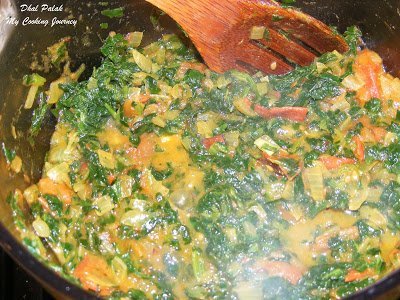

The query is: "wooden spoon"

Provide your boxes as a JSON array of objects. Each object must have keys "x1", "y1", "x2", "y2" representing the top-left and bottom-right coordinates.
[{"x1": 146, "y1": 0, "x2": 349, "y2": 74}]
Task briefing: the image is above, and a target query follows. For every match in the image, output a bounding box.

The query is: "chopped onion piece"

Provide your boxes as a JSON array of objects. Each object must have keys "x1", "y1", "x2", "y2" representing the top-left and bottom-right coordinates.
[
  {"x1": 141, "y1": 169, "x2": 169, "y2": 198},
  {"x1": 316, "y1": 62, "x2": 327, "y2": 73},
  {"x1": 120, "y1": 209, "x2": 149, "y2": 229},
  {"x1": 286, "y1": 203, "x2": 304, "y2": 221},
  {"x1": 233, "y1": 98, "x2": 257, "y2": 117},
  {"x1": 224, "y1": 131, "x2": 240, "y2": 149},
  {"x1": 196, "y1": 119, "x2": 217, "y2": 137},
  {"x1": 216, "y1": 76, "x2": 231, "y2": 89},
  {"x1": 10, "y1": 155, "x2": 22, "y2": 173},
  {"x1": 256, "y1": 82, "x2": 269, "y2": 96},
  {"x1": 129, "y1": 198, "x2": 148, "y2": 211},
  {"x1": 349, "y1": 177, "x2": 369, "y2": 210},
  {"x1": 164, "y1": 110, "x2": 180, "y2": 121},
  {"x1": 250, "y1": 26, "x2": 266, "y2": 40},
  {"x1": 170, "y1": 84, "x2": 183, "y2": 99},
  {"x1": 73, "y1": 182, "x2": 91, "y2": 200},
  {"x1": 249, "y1": 204, "x2": 267, "y2": 220},
  {"x1": 234, "y1": 281, "x2": 263, "y2": 300},
  {"x1": 384, "y1": 132, "x2": 397, "y2": 146},
  {"x1": 281, "y1": 180, "x2": 294, "y2": 200},
  {"x1": 111, "y1": 256, "x2": 128, "y2": 284},
  {"x1": 127, "y1": 31, "x2": 143, "y2": 48},
  {"x1": 155, "y1": 47, "x2": 166, "y2": 65},
  {"x1": 23, "y1": 73, "x2": 46, "y2": 109},
  {"x1": 24, "y1": 86, "x2": 39, "y2": 109},
  {"x1": 23, "y1": 184, "x2": 39, "y2": 205},
  {"x1": 303, "y1": 164, "x2": 325, "y2": 201},
  {"x1": 46, "y1": 162, "x2": 70, "y2": 186},
  {"x1": 267, "y1": 181, "x2": 286, "y2": 200},
  {"x1": 192, "y1": 249, "x2": 205, "y2": 280},
  {"x1": 119, "y1": 175, "x2": 134, "y2": 199},
  {"x1": 97, "y1": 149, "x2": 116, "y2": 169},
  {"x1": 47, "y1": 78, "x2": 66, "y2": 104},
  {"x1": 170, "y1": 189, "x2": 193, "y2": 209},
  {"x1": 365, "y1": 186, "x2": 383, "y2": 202},
  {"x1": 254, "y1": 135, "x2": 282, "y2": 156},
  {"x1": 360, "y1": 206, "x2": 387, "y2": 229},
  {"x1": 32, "y1": 218, "x2": 50, "y2": 238},
  {"x1": 130, "y1": 49, "x2": 153, "y2": 73},
  {"x1": 342, "y1": 74, "x2": 365, "y2": 90},
  {"x1": 152, "y1": 115, "x2": 166, "y2": 128},
  {"x1": 93, "y1": 195, "x2": 114, "y2": 216}
]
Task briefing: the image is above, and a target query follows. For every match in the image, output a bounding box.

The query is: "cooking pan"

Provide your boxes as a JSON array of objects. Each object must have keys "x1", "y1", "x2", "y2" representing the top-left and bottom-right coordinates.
[{"x1": 0, "y1": 0, "x2": 399, "y2": 298}]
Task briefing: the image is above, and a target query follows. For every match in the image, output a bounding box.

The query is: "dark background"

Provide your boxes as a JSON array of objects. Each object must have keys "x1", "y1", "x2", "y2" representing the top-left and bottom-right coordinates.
[{"x1": 0, "y1": 250, "x2": 53, "y2": 300}]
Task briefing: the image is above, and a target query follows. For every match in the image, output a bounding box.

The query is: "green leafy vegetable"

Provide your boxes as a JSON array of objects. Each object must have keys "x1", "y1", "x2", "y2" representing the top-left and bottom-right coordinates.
[
  {"x1": 23, "y1": 73, "x2": 46, "y2": 86},
  {"x1": 1, "y1": 143, "x2": 16, "y2": 163},
  {"x1": 101, "y1": 7, "x2": 124, "y2": 18},
  {"x1": 43, "y1": 194, "x2": 63, "y2": 216},
  {"x1": 343, "y1": 26, "x2": 362, "y2": 54}
]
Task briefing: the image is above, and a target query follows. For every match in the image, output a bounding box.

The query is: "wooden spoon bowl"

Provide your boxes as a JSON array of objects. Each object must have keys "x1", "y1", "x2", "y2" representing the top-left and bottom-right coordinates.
[{"x1": 146, "y1": 0, "x2": 349, "y2": 74}]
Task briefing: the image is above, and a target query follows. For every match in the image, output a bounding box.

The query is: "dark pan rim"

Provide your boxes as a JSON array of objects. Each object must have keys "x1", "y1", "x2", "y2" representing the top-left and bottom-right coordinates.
[
  {"x1": 1, "y1": 217, "x2": 400, "y2": 299},
  {"x1": 0, "y1": 221, "x2": 98, "y2": 299}
]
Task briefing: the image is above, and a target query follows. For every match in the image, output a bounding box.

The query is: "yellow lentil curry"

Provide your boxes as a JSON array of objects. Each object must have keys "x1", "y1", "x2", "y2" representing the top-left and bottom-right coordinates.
[{"x1": 6, "y1": 26, "x2": 400, "y2": 299}]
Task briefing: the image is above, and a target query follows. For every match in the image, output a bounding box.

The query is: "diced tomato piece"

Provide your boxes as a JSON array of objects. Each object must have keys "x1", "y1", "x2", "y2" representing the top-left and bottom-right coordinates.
[
  {"x1": 358, "y1": 116, "x2": 387, "y2": 143},
  {"x1": 354, "y1": 50, "x2": 384, "y2": 104},
  {"x1": 123, "y1": 98, "x2": 136, "y2": 118},
  {"x1": 138, "y1": 94, "x2": 151, "y2": 103},
  {"x1": 313, "y1": 226, "x2": 359, "y2": 253},
  {"x1": 254, "y1": 105, "x2": 308, "y2": 122},
  {"x1": 123, "y1": 95, "x2": 150, "y2": 118},
  {"x1": 37, "y1": 197, "x2": 52, "y2": 213},
  {"x1": 80, "y1": 162, "x2": 88, "y2": 172},
  {"x1": 126, "y1": 133, "x2": 156, "y2": 168},
  {"x1": 203, "y1": 135, "x2": 225, "y2": 149},
  {"x1": 107, "y1": 174, "x2": 116, "y2": 185},
  {"x1": 278, "y1": 204, "x2": 296, "y2": 223},
  {"x1": 371, "y1": 126, "x2": 387, "y2": 143},
  {"x1": 176, "y1": 62, "x2": 207, "y2": 78},
  {"x1": 319, "y1": 155, "x2": 356, "y2": 170},
  {"x1": 38, "y1": 178, "x2": 73, "y2": 204},
  {"x1": 345, "y1": 268, "x2": 375, "y2": 282},
  {"x1": 74, "y1": 254, "x2": 114, "y2": 296},
  {"x1": 254, "y1": 260, "x2": 305, "y2": 284},
  {"x1": 352, "y1": 135, "x2": 365, "y2": 161}
]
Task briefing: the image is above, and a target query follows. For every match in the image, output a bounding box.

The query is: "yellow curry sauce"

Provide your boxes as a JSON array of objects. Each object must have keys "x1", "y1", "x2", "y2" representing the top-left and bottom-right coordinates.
[{"x1": 7, "y1": 28, "x2": 400, "y2": 299}]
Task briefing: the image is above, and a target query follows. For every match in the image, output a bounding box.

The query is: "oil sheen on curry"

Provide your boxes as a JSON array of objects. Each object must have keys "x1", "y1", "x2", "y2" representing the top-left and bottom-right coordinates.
[{"x1": 8, "y1": 27, "x2": 400, "y2": 299}]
